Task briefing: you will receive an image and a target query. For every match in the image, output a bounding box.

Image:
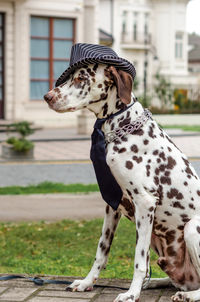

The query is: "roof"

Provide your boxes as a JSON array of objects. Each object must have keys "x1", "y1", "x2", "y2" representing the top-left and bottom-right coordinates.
[
  {"x1": 188, "y1": 33, "x2": 200, "y2": 62},
  {"x1": 188, "y1": 46, "x2": 200, "y2": 62},
  {"x1": 99, "y1": 29, "x2": 114, "y2": 46},
  {"x1": 188, "y1": 33, "x2": 200, "y2": 47}
]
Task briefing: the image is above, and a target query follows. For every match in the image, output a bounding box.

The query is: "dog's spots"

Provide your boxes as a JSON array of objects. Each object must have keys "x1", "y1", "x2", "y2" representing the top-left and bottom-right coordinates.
[
  {"x1": 181, "y1": 214, "x2": 190, "y2": 223},
  {"x1": 146, "y1": 165, "x2": 151, "y2": 177},
  {"x1": 160, "y1": 176, "x2": 171, "y2": 185},
  {"x1": 172, "y1": 201, "x2": 185, "y2": 209},
  {"x1": 148, "y1": 124, "x2": 156, "y2": 139},
  {"x1": 134, "y1": 129, "x2": 144, "y2": 136},
  {"x1": 141, "y1": 250, "x2": 145, "y2": 257},
  {"x1": 167, "y1": 246, "x2": 177, "y2": 257},
  {"x1": 144, "y1": 139, "x2": 149, "y2": 145},
  {"x1": 126, "y1": 161, "x2": 133, "y2": 169},
  {"x1": 189, "y1": 203, "x2": 195, "y2": 210},
  {"x1": 114, "y1": 212, "x2": 119, "y2": 220},
  {"x1": 133, "y1": 156, "x2": 143, "y2": 164},
  {"x1": 166, "y1": 157, "x2": 176, "y2": 170},
  {"x1": 197, "y1": 226, "x2": 200, "y2": 234},
  {"x1": 119, "y1": 117, "x2": 131, "y2": 128},
  {"x1": 121, "y1": 198, "x2": 135, "y2": 217},
  {"x1": 137, "y1": 221, "x2": 141, "y2": 228},
  {"x1": 126, "y1": 189, "x2": 133, "y2": 198},
  {"x1": 167, "y1": 188, "x2": 183, "y2": 200},
  {"x1": 105, "y1": 228, "x2": 110, "y2": 239},
  {"x1": 113, "y1": 146, "x2": 119, "y2": 152},
  {"x1": 118, "y1": 148, "x2": 126, "y2": 153},
  {"x1": 165, "y1": 230, "x2": 176, "y2": 245},
  {"x1": 197, "y1": 190, "x2": 200, "y2": 196},
  {"x1": 153, "y1": 150, "x2": 159, "y2": 156},
  {"x1": 164, "y1": 211, "x2": 172, "y2": 216},
  {"x1": 106, "y1": 205, "x2": 109, "y2": 214},
  {"x1": 100, "y1": 241, "x2": 106, "y2": 251},
  {"x1": 131, "y1": 144, "x2": 138, "y2": 153},
  {"x1": 100, "y1": 93, "x2": 107, "y2": 100},
  {"x1": 102, "y1": 103, "x2": 108, "y2": 116},
  {"x1": 134, "y1": 188, "x2": 139, "y2": 194},
  {"x1": 93, "y1": 63, "x2": 99, "y2": 71},
  {"x1": 98, "y1": 84, "x2": 103, "y2": 88},
  {"x1": 154, "y1": 176, "x2": 159, "y2": 185}
]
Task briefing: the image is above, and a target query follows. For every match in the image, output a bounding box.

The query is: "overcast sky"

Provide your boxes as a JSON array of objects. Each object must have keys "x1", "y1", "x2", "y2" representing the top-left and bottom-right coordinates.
[{"x1": 186, "y1": 0, "x2": 200, "y2": 35}]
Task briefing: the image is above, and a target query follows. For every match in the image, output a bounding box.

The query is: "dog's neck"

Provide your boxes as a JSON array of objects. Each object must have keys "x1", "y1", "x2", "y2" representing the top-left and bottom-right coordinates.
[{"x1": 87, "y1": 88, "x2": 134, "y2": 119}]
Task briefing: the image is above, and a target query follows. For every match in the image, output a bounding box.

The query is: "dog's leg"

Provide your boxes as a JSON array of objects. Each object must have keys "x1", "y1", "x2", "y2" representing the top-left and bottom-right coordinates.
[
  {"x1": 67, "y1": 205, "x2": 121, "y2": 292},
  {"x1": 114, "y1": 193, "x2": 155, "y2": 302},
  {"x1": 172, "y1": 217, "x2": 200, "y2": 302}
]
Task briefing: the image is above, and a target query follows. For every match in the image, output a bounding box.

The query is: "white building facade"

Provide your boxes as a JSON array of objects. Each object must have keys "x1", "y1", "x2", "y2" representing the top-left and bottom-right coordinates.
[
  {"x1": 0, "y1": 0, "x2": 197, "y2": 127},
  {"x1": 0, "y1": 0, "x2": 98, "y2": 126},
  {"x1": 100, "y1": 0, "x2": 195, "y2": 95}
]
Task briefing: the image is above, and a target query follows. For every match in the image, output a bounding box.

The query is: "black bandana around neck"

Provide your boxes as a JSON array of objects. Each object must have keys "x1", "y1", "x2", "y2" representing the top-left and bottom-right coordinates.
[{"x1": 90, "y1": 102, "x2": 135, "y2": 210}]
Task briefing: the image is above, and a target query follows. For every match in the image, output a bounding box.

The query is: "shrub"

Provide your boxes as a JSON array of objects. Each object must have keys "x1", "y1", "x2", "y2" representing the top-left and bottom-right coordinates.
[{"x1": 6, "y1": 121, "x2": 35, "y2": 152}]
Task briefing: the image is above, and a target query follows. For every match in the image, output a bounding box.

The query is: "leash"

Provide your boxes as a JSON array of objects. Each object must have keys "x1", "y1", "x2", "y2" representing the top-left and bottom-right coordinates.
[
  {"x1": 0, "y1": 267, "x2": 152, "y2": 290},
  {"x1": 0, "y1": 274, "x2": 129, "y2": 290}
]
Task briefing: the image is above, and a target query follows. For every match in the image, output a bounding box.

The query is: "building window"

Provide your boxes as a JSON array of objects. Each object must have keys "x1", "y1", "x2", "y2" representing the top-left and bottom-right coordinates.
[
  {"x1": 0, "y1": 13, "x2": 4, "y2": 118},
  {"x1": 122, "y1": 11, "x2": 127, "y2": 34},
  {"x1": 144, "y1": 13, "x2": 149, "y2": 36},
  {"x1": 30, "y1": 16, "x2": 75, "y2": 100},
  {"x1": 133, "y1": 12, "x2": 138, "y2": 41},
  {"x1": 175, "y1": 32, "x2": 183, "y2": 59}
]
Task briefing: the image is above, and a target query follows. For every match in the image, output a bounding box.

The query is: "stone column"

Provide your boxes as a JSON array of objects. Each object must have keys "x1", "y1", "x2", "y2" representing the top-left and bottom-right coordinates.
[{"x1": 77, "y1": 0, "x2": 99, "y2": 135}]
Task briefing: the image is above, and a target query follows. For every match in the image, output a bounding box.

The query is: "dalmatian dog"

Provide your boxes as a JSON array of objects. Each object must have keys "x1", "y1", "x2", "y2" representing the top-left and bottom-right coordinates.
[{"x1": 44, "y1": 63, "x2": 200, "y2": 302}]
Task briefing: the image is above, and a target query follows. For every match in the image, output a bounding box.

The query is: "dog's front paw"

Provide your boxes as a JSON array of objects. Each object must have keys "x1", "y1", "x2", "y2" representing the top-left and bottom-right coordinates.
[
  {"x1": 114, "y1": 292, "x2": 138, "y2": 302},
  {"x1": 66, "y1": 279, "x2": 94, "y2": 292},
  {"x1": 171, "y1": 291, "x2": 194, "y2": 302}
]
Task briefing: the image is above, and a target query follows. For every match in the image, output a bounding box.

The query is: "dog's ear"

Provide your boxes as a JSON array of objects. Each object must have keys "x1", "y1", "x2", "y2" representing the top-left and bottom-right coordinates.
[{"x1": 109, "y1": 66, "x2": 133, "y2": 104}]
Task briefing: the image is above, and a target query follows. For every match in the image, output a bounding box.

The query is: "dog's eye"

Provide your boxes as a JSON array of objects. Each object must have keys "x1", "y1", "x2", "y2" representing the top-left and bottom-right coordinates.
[{"x1": 77, "y1": 76, "x2": 85, "y2": 81}]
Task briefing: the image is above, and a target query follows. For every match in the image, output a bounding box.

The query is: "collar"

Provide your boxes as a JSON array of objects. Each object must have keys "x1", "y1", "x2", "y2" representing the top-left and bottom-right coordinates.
[
  {"x1": 105, "y1": 108, "x2": 152, "y2": 144},
  {"x1": 94, "y1": 100, "x2": 136, "y2": 130}
]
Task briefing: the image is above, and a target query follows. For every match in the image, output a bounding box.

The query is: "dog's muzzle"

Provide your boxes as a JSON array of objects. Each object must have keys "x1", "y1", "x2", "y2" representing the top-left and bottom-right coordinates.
[{"x1": 44, "y1": 92, "x2": 55, "y2": 104}]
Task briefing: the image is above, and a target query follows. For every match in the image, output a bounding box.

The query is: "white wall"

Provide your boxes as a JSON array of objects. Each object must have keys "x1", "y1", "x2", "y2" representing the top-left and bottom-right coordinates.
[{"x1": 0, "y1": 0, "x2": 99, "y2": 127}]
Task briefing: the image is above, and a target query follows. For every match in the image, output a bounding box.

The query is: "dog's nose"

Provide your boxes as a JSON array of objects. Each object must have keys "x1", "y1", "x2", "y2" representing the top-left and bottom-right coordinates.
[{"x1": 44, "y1": 92, "x2": 54, "y2": 104}]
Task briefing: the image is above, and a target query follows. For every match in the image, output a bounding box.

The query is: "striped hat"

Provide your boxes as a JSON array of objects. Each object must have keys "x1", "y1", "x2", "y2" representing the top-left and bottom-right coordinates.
[{"x1": 55, "y1": 43, "x2": 136, "y2": 87}]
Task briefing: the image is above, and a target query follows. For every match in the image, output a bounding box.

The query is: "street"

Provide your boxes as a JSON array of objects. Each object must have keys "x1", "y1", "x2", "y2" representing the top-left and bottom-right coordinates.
[{"x1": 0, "y1": 160, "x2": 200, "y2": 187}]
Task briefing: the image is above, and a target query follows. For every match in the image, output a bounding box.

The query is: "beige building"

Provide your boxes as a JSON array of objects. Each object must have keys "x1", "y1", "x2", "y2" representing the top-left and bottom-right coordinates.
[
  {"x1": 0, "y1": 0, "x2": 99, "y2": 127},
  {"x1": 100, "y1": 0, "x2": 198, "y2": 94},
  {"x1": 0, "y1": 0, "x2": 198, "y2": 128}
]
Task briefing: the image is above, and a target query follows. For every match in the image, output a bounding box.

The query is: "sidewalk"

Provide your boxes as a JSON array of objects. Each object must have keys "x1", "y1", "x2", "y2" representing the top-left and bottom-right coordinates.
[
  {"x1": 0, "y1": 276, "x2": 176, "y2": 301},
  {"x1": 0, "y1": 193, "x2": 104, "y2": 222},
  {"x1": 0, "y1": 127, "x2": 200, "y2": 161}
]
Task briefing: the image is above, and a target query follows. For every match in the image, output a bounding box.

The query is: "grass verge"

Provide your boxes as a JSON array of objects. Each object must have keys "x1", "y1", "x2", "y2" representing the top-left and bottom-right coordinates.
[
  {"x1": 0, "y1": 182, "x2": 99, "y2": 195},
  {"x1": 163, "y1": 125, "x2": 200, "y2": 132},
  {"x1": 0, "y1": 218, "x2": 165, "y2": 279}
]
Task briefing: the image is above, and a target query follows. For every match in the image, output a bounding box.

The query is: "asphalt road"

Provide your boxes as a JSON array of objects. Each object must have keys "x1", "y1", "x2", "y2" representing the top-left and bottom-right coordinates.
[{"x1": 0, "y1": 160, "x2": 200, "y2": 187}]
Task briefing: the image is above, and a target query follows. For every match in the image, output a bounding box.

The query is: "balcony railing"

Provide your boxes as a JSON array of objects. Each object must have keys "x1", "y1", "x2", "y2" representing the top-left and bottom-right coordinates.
[{"x1": 121, "y1": 31, "x2": 151, "y2": 47}]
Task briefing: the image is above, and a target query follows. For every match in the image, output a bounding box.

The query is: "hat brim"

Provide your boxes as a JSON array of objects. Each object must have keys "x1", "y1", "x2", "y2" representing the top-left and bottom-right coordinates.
[{"x1": 55, "y1": 56, "x2": 136, "y2": 87}]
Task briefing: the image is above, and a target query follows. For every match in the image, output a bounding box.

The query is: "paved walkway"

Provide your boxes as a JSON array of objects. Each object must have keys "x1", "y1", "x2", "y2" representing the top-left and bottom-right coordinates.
[
  {"x1": 0, "y1": 127, "x2": 198, "y2": 302},
  {"x1": 0, "y1": 193, "x2": 105, "y2": 222},
  {"x1": 0, "y1": 127, "x2": 200, "y2": 161},
  {"x1": 0, "y1": 276, "x2": 176, "y2": 301}
]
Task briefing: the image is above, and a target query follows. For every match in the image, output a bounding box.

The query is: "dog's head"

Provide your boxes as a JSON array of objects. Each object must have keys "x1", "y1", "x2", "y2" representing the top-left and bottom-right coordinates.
[{"x1": 44, "y1": 64, "x2": 133, "y2": 115}]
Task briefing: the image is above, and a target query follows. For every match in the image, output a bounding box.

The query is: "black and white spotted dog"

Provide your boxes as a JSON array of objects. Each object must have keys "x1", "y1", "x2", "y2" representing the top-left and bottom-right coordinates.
[{"x1": 44, "y1": 64, "x2": 200, "y2": 302}]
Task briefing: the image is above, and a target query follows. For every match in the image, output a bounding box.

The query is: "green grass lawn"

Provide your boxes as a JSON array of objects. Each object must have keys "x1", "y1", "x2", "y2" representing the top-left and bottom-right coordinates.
[
  {"x1": 0, "y1": 218, "x2": 166, "y2": 279},
  {"x1": 163, "y1": 125, "x2": 200, "y2": 132},
  {"x1": 0, "y1": 182, "x2": 99, "y2": 195}
]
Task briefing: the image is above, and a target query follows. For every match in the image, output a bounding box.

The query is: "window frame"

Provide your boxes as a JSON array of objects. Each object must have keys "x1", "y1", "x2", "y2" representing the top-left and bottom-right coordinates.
[
  {"x1": 175, "y1": 32, "x2": 183, "y2": 60},
  {"x1": 0, "y1": 13, "x2": 4, "y2": 118},
  {"x1": 30, "y1": 16, "x2": 76, "y2": 100}
]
